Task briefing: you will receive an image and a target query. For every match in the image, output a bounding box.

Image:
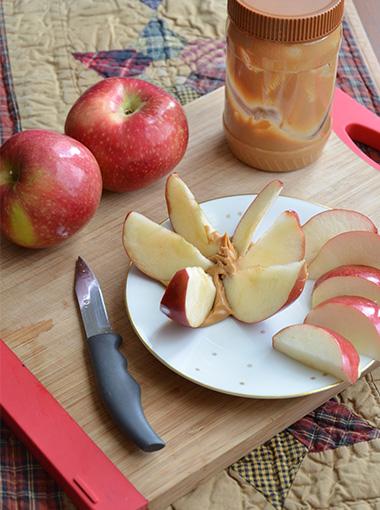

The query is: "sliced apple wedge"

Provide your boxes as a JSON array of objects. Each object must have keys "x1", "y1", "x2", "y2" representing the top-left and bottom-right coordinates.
[
  {"x1": 312, "y1": 265, "x2": 380, "y2": 307},
  {"x1": 123, "y1": 212, "x2": 213, "y2": 284},
  {"x1": 232, "y1": 180, "x2": 283, "y2": 256},
  {"x1": 305, "y1": 296, "x2": 380, "y2": 361},
  {"x1": 239, "y1": 211, "x2": 304, "y2": 269},
  {"x1": 166, "y1": 173, "x2": 222, "y2": 257},
  {"x1": 303, "y1": 209, "x2": 377, "y2": 264},
  {"x1": 273, "y1": 324, "x2": 359, "y2": 383},
  {"x1": 160, "y1": 267, "x2": 216, "y2": 327},
  {"x1": 308, "y1": 231, "x2": 380, "y2": 280},
  {"x1": 223, "y1": 261, "x2": 307, "y2": 323}
]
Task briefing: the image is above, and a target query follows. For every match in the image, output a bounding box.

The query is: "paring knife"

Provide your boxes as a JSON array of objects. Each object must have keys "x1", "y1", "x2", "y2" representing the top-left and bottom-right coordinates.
[{"x1": 74, "y1": 256, "x2": 165, "y2": 452}]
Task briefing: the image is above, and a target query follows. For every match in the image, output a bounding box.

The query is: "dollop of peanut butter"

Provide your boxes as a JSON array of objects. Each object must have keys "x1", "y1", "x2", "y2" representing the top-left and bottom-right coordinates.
[
  {"x1": 204, "y1": 224, "x2": 221, "y2": 242},
  {"x1": 211, "y1": 233, "x2": 239, "y2": 276},
  {"x1": 202, "y1": 234, "x2": 237, "y2": 326}
]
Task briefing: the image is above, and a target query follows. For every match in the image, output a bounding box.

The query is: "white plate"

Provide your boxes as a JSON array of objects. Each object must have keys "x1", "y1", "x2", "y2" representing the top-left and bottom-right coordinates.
[{"x1": 125, "y1": 194, "x2": 374, "y2": 398}]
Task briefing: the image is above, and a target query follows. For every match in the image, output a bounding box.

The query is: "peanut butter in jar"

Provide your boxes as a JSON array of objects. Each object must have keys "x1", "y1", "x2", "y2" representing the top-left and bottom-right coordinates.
[{"x1": 224, "y1": 0, "x2": 344, "y2": 172}]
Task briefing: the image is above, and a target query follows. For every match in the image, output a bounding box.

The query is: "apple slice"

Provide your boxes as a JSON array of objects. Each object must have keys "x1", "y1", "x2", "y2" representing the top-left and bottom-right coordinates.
[
  {"x1": 239, "y1": 211, "x2": 304, "y2": 269},
  {"x1": 223, "y1": 261, "x2": 307, "y2": 323},
  {"x1": 312, "y1": 265, "x2": 380, "y2": 307},
  {"x1": 303, "y1": 209, "x2": 377, "y2": 264},
  {"x1": 273, "y1": 324, "x2": 359, "y2": 384},
  {"x1": 232, "y1": 180, "x2": 283, "y2": 256},
  {"x1": 123, "y1": 212, "x2": 213, "y2": 284},
  {"x1": 305, "y1": 296, "x2": 380, "y2": 361},
  {"x1": 308, "y1": 231, "x2": 380, "y2": 280},
  {"x1": 165, "y1": 173, "x2": 222, "y2": 257},
  {"x1": 160, "y1": 267, "x2": 216, "y2": 327}
]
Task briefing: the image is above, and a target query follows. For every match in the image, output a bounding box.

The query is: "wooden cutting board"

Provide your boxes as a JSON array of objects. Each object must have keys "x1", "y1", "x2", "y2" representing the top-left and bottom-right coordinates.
[{"x1": 1, "y1": 86, "x2": 380, "y2": 509}]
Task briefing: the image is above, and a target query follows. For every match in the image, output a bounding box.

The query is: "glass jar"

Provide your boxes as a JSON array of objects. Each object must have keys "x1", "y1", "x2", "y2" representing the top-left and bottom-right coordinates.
[{"x1": 224, "y1": 0, "x2": 344, "y2": 172}]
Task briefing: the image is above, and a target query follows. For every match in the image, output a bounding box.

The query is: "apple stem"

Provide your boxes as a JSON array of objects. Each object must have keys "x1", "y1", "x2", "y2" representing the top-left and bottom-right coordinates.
[
  {"x1": 122, "y1": 94, "x2": 144, "y2": 117},
  {"x1": 0, "y1": 166, "x2": 18, "y2": 186}
]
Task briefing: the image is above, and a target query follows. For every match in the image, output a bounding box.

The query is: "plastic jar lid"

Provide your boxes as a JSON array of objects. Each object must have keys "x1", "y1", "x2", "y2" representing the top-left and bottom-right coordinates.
[{"x1": 227, "y1": 0, "x2": 344, "y2": 42}]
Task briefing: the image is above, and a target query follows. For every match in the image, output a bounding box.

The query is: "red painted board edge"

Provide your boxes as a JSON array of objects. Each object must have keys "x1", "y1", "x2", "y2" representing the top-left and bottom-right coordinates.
[
  {"x1": 0, "y1": 340, "x2": 148, "y2": 510},
  {"x1": 332, "y1": 87, "x2": 380, "y2": 171}
]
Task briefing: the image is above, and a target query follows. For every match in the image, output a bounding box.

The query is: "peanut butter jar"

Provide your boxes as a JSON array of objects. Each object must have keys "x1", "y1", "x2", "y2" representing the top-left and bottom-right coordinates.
[{"x1": 224, "y1": 0, "x2": 344, "y2": 172}]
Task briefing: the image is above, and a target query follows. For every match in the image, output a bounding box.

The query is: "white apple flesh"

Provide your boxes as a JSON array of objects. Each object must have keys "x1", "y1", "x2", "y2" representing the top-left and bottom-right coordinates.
[
  {"x1": 232, "y1": 180, "x2": 283, "y2": 256},
  {"x1": 305, "y1": 296, "x2": 380, "y2": 361},
  {"x1": 273, "y1": 324, "x2": 359, "y2": 383},
  {"x1": 165, "y1": 173, "x2": 222, "y2": 257},
  {"x1": 239, "y1": 210, "x2": 304, "y2": 269},
  {"x1": 123, "y1": 212, "x2": 213, "y2": 284},
  {"x1": 223, "y1": 261, "x2": 307, "y2": 323},
  {"x1": 160, "y1": 267, "x2": 216, "y2": 327},
  {"x1": 303, "y1": 209, "x2": 377, "y2": 264},
  {"x1": 308, "y1": 231, "x2": 380, "y2": 280},
  {"x1": 312, "y1": 265, "x2": 380, "y2": 307}
]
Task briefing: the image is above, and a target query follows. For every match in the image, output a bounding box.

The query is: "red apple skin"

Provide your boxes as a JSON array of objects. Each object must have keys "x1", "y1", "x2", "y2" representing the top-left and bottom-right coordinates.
[
  {"x1": 314, "y1": 265, "x2": 380, "y2": 287},
  {"x1": 303, "y1": 209, "x2": 378, "y2": 233},
  {"x1": 65, "y1": 78, "x2": 189, "y2": 192},
  {"x1": 312, "y1": 326, "x2": 359, "y2": 384},
  {"x1": 160, "y1": 269, "x2": 191, "y2": 327},
  {"x1": 307, "y1": 296, "x2": 380, "y2": 337},
  {"x1": 281, "y1": 210, "x2": 305, "y2": 260},
  {"x1": 0, "y1": 130, "x2": 102, "y2": 248},
  {"x1": 329, "y1": 328, "x2": 360, "y2": 384},
  {"x1": 284, "y1": 262, "x2": 308, "y2": 308}
]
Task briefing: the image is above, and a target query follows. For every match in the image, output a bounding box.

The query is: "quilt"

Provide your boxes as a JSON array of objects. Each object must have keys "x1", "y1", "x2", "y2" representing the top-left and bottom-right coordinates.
[{"x1": 1, "y1": 0, "x2": 380, "y2": 508}]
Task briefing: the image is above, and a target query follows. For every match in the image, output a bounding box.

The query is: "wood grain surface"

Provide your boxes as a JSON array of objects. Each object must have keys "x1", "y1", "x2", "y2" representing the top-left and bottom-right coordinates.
[{"x1": 1, "y1": 84, "x2": 379, "y2": 509}]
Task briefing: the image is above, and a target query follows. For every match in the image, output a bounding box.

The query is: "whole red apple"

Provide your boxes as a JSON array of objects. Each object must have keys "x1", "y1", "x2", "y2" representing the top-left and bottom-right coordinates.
[
  {"x1": 0, "y1": 130, "x2": 102, "y2": 248},
  {"x1": 64, "y1": 77, "x2": 189, "y2": 192}
]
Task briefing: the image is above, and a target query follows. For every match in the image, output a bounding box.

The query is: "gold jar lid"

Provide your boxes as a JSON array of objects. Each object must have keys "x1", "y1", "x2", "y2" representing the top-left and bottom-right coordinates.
[{"x1": 227, "y1": 0, "x2": 344, "y2": 42}]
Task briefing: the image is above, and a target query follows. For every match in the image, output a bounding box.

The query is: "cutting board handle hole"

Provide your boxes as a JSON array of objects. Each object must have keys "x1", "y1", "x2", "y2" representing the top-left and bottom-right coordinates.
[
  {"x1": 346, "y1": 123, "x2": 380, "y2": 156},
  {"x1": 73, "y1": 477, "x2": 99, "y2": 504}
]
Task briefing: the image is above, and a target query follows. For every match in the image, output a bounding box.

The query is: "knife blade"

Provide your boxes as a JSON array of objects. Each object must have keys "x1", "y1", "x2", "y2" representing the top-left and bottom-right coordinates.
[{"x1": 74, "y1": 256, "x2": 165, "y2": 452}]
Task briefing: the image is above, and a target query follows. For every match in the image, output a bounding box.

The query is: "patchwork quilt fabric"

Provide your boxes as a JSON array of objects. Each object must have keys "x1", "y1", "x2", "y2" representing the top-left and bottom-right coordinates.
[
  {"x1": 1, "y1": 0, "x2": 380, "y2": 508},
  {"x1": 229, "y1": 396, "x2": 380, "y2": 510},
  {"x1": 231, "y1": 431, "x2": 308, "y2": 509}
]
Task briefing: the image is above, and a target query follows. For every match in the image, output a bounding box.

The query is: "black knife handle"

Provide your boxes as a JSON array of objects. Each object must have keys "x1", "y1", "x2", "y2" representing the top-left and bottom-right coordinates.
[{"x1": 87, "y1": 333, "x2": 165, "y2": 452}]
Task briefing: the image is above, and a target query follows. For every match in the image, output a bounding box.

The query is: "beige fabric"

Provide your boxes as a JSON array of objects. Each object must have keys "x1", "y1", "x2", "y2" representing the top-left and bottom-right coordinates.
[
  {"x1": 284, "y1": 440, "x2": 380, "y2": 510},
  {"x1": 158, "y1": 0, "x2": 227, "y2": 39},
  {"x1": 3, "y1": 0, "x2": 226, "y2": 132},
  {"x1": 3, "y1": 0, "x2": 153, "y2": 131},
  {"x1": 337, "y1": 367, "x2": 380, "y2": 429},
  {"x1": 166, "y1": 470, "x2": 276, "y2": 510},
  {"x1": 143, "y1": 59, "x2": 191, "y2": 90}
]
